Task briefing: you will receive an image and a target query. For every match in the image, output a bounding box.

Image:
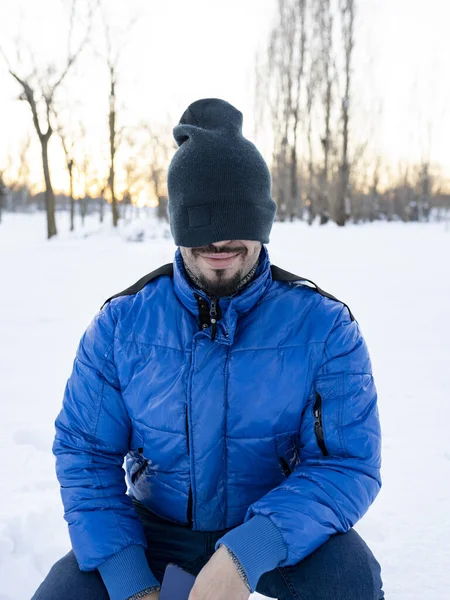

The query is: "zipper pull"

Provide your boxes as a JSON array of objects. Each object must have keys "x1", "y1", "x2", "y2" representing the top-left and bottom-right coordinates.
[
  {"x1": 210, "y1": 297, "x2": 218, "y2": 341},
  {"x1": 313, "y1": 392, "x2": 329, "y2": 457},
  {"x1": 195, "y1": 293, "x2": 210, "y2": 331}
]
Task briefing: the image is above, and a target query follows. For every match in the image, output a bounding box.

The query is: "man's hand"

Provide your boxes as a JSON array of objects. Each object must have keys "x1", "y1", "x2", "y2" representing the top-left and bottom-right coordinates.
[
  {"x1": 188, "y1": 545, "x2": 250, "y2": 600},
  {"x1": 138, "y1": 593, "x2": 159, "y2": 600}
]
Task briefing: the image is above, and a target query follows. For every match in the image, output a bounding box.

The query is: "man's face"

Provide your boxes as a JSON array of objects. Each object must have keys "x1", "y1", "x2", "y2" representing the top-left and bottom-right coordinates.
[{"x1": 180, "y1": 240, "x2": 262, "y2": 297}]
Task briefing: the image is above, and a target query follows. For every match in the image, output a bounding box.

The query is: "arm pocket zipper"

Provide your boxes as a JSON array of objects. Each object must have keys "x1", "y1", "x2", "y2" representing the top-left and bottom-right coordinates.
[
  {"x1": 313, "y1": 392, "x2": 329, "y2": 457},
  {"x1": 279, "y1": 456, "x2": 292, "y2": 478}
]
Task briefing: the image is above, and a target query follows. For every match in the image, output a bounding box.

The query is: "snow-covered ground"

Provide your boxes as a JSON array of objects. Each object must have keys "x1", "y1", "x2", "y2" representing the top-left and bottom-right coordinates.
[{"x1": 0, "y1": 212, "x2": 449, "y2": 599}]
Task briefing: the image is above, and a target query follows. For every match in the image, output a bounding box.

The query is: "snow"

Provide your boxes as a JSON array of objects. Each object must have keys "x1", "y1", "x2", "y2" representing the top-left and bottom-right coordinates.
[{"x1": 0, "y1": 212, "x2": 449, "y2": 599}]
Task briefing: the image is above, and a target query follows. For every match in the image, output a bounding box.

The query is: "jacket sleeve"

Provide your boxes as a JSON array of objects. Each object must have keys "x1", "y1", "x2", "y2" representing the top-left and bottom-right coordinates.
[
  {"x1": 217, "y1": 302, "x2": 382, "y2": 591},
  {"x1": 53, "y1": 302, "x2": 159, "y2": 600}
]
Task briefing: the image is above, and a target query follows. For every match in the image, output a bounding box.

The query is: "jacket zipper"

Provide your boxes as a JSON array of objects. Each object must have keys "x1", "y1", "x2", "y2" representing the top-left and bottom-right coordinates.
[
  {"x1": 186, "y1": 295, "x2": 221, "y2": 526},
  {"x1": 313, "y1": 392, "x2": 329, "y2": 456},
  {"x1": 209, "y1": 297, "x2": 218, "y2": 341},
  {"x1": 185, "y1": 406, "x2": 193, "y2": 526},
  {"x1": 195, "y1": 293, "x2": 225, "y2": 340}
]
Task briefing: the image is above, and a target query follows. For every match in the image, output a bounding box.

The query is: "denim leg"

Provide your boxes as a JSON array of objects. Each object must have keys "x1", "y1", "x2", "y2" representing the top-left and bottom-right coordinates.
[
  {"x1": 256, "y1": 529, "x2": 384, "y2": 600},
  {"x1": 31, "y1": 504, "x2": 218, "y2": 599},
  {"x1": 133, "y1": 500, "x2": 219, "y2": 580},
  {"x1": 31, "y1": 551, "x2": 109, "y2": 600},
  {"x1": 31, "y1": 499, "x2": 227, "y2": 599}
]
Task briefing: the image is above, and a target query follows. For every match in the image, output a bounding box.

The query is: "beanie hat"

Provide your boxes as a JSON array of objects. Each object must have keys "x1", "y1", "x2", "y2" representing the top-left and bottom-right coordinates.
[{"x1": 167, "y1": 98, "x2": 277, "y2": 247}]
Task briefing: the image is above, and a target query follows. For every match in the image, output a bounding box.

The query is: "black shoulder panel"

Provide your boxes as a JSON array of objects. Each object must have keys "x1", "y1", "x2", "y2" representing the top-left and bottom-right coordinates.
[
  {"x1": 101, "y1": 263, "x2": 174, "y2": 309},
  {"x1": 101, "y1": 261, "x2": 354, "y2": 321},
  {"x1": 270, "y1": 264, "x2": 355, "y2": 321}
]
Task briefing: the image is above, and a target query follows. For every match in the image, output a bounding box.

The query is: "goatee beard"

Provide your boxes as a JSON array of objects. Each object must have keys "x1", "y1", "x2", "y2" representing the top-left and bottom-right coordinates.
[
  {"x1": 195, "y1": 269, "x2": 245, "y2": 297},
  {"x1": 184, "y1": 256, "x2": 259, "y2": 298}
]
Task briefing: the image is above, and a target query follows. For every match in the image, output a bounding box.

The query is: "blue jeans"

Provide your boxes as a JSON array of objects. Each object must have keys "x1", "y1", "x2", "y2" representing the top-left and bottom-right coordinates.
[{"x1": 33, "y1": 500, "x2": 384, "y2": 600}]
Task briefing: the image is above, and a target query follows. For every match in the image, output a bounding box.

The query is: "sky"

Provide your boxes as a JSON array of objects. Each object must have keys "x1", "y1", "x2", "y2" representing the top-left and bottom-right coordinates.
[{"x1": 0, "y1": 0, "x2": 449, "y2": 194}]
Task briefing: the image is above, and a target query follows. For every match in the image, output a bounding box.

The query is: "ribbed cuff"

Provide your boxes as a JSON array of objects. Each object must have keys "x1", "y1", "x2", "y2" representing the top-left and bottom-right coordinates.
[
  {"x1": 215, "y1": 515, "x2": 287, "y2": 592},
  {"x1": 98, "y1": 544, "x2": 160, "y2": 600}
]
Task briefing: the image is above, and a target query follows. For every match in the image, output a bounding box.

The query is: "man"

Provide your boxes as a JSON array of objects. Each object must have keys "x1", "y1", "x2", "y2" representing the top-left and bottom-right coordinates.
[{"x1": 33, "y1": 98, "x2": 383, "y2": 600}]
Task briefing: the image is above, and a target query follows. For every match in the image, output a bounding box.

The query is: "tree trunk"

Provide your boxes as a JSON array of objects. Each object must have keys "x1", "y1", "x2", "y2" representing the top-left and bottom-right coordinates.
[
  {"x1": 307, "y1": 119, "x2": 315, "y2": 225},
  {"x1": 110, "y1": 165, "x2": 119, "y2": 226},
  {"x1": 336, "y1": 160, "x2": 349, "y2": 226},
  {"x1": 68, "y1": 161, "x2": 75, "y2": 232},
  {"x1": 290, "y1": 124, "x2": 299, "y2": 222},
  {"x1": 109, "y1": 65, "x2": 119, "y2": 228},
  {"x1": 316, "y1": 0, "x2": 333, "y2": 226},
  {"x1": 41, "y1": 137, "x2": 57, "y2": 238},
  {"x1": 336, "y1": 0, "x2": 354, "y2": 228},
  {"x1": 289, "y1": 0, "x2": 306, "y2": 222},
  {"x1": 99, "y1": 194, "x2": 105, "y2": 223},
  {"x1": 320, "y1": 77, "x2": 332, "y2": 225},
  {"x1": 80, "y1": 196, "x2": 87, "y2": 227}
]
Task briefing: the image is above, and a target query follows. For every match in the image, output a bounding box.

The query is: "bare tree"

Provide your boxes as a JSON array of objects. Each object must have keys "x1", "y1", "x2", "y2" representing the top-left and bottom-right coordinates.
[
  {"x1": 394, "y1": 162, "x2": 413, "y2": 222},
  {"x1": 265, "y1": 0, "x2": 308, "y2": 221},
  {"x1": 121, "y1": 135, "x2": 144, "y2": 221},
  {"x1": 99, "y1": 183, "x2": 107, "y2": 223},
  {"x1": 253, "y1": 50, "x2": 267, "y2": 144},
  {"x1": 304, "y1": 10, "x2": 326, "y2": 224},
  {"x1": 415, "y1": 162, "x2": 432, "y2": 222},
  {"x1": 53, "y1": 110, "x2": 76, "y2": 231},
  {"x1": 80, "y1": 154, "x2": 89, "y2": 226},
  {"x1": 78, "y1": 126, "x2": 101, "y2": 227},
  {"x1": 305, "y1": 53, "x2": 317, "y2": 224},
  {"x1": 316, "y1": 0, "x2": 335, "y2": 225},
  {"x1": 107, "y1": 51, "x2": 120, "y2": 227},
  {"x1": 369, "y1": 156, "x2": 382, "y2": 222},
  {"x1": 335, "y1": 0, "x2": 355, "y2": 226},
  {"x1": 145, "y1": 126, "x2": 174, "y2": 222},
  {"x1": 0, "y1": 1, "x2": 93, "y2": 238},
  {"x1": 289, "y1": 0, "x2": 307, "y2": 221},
  {"x1": 98, "y1": 4, "x2": 139, "y2": 227},
  {"x1": 415, "y1": 121, "x2": 433, "y2": 222},
  {"x1": 80, "y1": 171, "x2": 108, "y2": 224},
  {"x1": 266, "y1": 9, "x2": 288, "y2": 220}
]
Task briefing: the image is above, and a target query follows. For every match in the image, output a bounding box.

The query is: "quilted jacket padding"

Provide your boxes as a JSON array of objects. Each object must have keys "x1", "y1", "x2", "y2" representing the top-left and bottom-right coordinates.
[{"x1": 53, "y1": 245, "x2": 381, "y2": 570}]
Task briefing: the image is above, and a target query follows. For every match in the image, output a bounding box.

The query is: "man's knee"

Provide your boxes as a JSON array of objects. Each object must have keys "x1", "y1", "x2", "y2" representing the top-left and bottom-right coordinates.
[
  {"x1": 32, "y1": 551, "x2": 108, "y2": 600},
  {"x1": 313, "y1": 529, "x2": 384, "y2": 599},
  {"x1": 258, "y1": 529, "x2": 384, "y2": 600}
]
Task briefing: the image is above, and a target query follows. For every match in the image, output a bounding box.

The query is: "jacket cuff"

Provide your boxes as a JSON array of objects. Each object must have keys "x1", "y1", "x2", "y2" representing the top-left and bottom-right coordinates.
[
  {"x1": 98, "y1": 544, "x2": 160, "y2": 600},
  {"x1": 215, "y1": 515, "x2": 287, "y2": 592}
]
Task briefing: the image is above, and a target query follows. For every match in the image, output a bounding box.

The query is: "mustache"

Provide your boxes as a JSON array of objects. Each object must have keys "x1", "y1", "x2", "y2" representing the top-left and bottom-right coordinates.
[{"x1": 193, "y1": 244, "x2": 247, "y2": 255}]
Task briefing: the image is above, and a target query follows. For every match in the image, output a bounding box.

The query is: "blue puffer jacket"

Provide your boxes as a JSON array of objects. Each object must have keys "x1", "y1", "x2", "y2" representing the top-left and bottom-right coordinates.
[{"x1": 53, "y1": 245, "x2": 381, "y2": 599}]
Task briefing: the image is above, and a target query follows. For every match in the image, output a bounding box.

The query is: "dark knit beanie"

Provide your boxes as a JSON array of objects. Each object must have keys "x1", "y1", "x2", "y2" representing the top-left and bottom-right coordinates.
[{"x1": 167, "y1": 98, "x2": 277, "y2": 247}]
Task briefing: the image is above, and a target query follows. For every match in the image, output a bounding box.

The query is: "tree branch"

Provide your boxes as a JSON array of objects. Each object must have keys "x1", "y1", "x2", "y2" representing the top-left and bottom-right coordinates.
[
  {"x1": 8, "y1": 68, "x2": 45, "y2": 139},
  {"x1": 48, "y1": 0, "x2": 97, "y2": 101}
]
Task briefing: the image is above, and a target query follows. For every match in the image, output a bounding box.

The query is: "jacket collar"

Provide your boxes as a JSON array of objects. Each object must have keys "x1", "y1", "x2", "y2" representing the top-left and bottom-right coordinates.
[{"x1": 173, "y1": 245, "x2": 273, "y2": 342}]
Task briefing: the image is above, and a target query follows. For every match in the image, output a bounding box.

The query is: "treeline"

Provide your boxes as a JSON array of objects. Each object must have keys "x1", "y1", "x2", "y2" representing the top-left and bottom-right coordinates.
[
  {"x1": 255, "y1": 0, "x2": 449, "y2": 225},
  {"x1": 0, "y1": 0, "x2": 448, "y2": 236},
  {"x1": 0, "y1": 181, "x2": 169, "y2": 226},
  {"x1": 2, "y1": 167, "x2": 449, "y2": 228}
]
